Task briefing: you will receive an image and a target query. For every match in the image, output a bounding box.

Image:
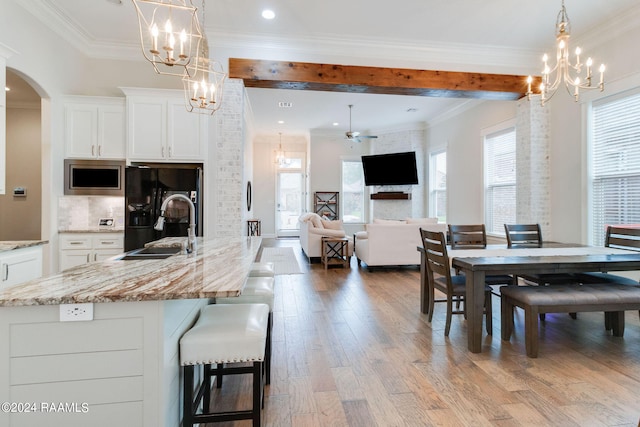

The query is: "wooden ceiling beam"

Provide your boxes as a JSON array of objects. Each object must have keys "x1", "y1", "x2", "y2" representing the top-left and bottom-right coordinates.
[{"x1": 228, "y1": 58, "x2": 539, "y2": 101}]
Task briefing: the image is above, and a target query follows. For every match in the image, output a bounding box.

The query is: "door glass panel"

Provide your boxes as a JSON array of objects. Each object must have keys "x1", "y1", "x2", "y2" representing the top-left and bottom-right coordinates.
[{"x1": 276, "y1": 172, "x2": 303, "y2": 237}]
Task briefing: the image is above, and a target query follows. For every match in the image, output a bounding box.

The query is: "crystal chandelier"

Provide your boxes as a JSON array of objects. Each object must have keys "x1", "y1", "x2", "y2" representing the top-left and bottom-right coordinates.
[
  {"x1": 181, "y1": 0, "x2": 226, "y2": 114},
  {"x1": 527, "y1": 0, "x2": 605, "y2": 105},
  {"x1": 132, "y1": 0, "x2": 202, "y2": 77}
]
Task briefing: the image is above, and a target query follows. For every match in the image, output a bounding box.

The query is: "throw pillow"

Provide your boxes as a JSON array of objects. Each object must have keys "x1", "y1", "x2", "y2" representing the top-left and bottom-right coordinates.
[
  {"x1": 299, "y1": 212, "x2": 323, "y2": 228},
  {"x1": 321, "y1": 219, "x2": 343, "y2": 230}
]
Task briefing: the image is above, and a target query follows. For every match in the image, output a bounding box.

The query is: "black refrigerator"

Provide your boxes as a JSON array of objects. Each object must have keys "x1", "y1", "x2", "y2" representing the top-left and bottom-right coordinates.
[{"x1": 125, "y1": 165, "x2": 203, "y2": 251}]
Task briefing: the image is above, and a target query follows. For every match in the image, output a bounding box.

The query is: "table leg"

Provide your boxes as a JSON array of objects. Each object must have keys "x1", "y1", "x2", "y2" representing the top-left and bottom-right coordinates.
[{"x1": 465, "y1": 270, "x2": 485, "y2": 353}]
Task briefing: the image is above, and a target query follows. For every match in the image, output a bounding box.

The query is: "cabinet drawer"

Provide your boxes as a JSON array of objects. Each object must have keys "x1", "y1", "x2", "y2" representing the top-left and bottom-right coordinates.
[
  {"x1": 59, "y1": 234, "x2": 92, "y2": 250},
  {"x1": 93, "y1": 234, "x2": 123, "y2": 249}
]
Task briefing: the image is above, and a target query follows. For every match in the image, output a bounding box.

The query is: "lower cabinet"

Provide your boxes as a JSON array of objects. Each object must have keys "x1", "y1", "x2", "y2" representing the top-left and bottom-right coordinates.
[
  {"x1": 59, "y1": 232, "x2": 124, "y2": 271},
  {"x1": 0, "y1": 246, "x2": 43, "y2": 288}
]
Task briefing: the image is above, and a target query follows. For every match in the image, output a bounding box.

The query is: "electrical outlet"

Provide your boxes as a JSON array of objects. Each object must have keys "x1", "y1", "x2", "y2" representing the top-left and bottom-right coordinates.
[{"x1": 59, "y1": 303, "x2": 94, "y2": 322}]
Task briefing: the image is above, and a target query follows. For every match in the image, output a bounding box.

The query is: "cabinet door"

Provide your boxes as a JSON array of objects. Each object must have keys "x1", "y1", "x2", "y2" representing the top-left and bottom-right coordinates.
[
  {"x1": 129, "y1": 99, "x2": 167, "y2": 160},
  {"x1": 59, "y1": 250, "x2": 92, "y2": 271},
  {"x1": 167, "y1": 99, "x2": 204, "y2": 160},
  {"x1": 0, "y1": 247, "x2": 43, "y2": 288},
  {"x1": 97, "y1": 105, "x2": 126, "y2": 159},
  {"x1": 65, "y1": 104, "x2": 98, "y2": 158},
  {"x1": 94, "y1": 248, "x2": 124, "y2": 262}
]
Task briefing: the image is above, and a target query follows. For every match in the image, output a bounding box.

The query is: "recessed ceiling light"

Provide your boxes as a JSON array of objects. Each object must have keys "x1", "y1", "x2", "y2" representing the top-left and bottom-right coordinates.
[
  {"x1": 262, "y1": 9, "x2": 275, "y2": 20},
  {"x1": 277, "y1": 120, "x2": 284, "y2": 124},
  {"x1": 4, "y1": 86, "x2": 9, "y2": 91},
  {"x1": 332, "y1": 122, "x2": 339, "y2": 126}
]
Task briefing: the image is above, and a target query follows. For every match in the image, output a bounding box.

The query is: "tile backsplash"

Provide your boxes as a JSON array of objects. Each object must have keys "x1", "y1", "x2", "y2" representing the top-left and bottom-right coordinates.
[{"x1": 58, "y1": 196, "x2": 125, "y2": 231}]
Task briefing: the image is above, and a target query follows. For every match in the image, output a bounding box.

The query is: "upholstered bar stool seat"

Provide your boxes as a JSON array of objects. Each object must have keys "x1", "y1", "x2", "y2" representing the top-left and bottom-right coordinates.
[
  {"x1": 249, "y1": 262, "x2": 275, "y2": 277},
  {"x1": 216, "y1": 276, "x2": 275, "y2": 384},
  {"x1": 180, "y1": 303, "x2": 269, "y2": 427}
]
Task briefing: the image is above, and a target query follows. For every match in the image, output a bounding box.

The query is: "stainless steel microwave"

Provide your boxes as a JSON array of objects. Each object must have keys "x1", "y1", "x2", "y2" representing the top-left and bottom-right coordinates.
[{"x1": 64, "y1": 159, "x2": 126, "y2": 196}]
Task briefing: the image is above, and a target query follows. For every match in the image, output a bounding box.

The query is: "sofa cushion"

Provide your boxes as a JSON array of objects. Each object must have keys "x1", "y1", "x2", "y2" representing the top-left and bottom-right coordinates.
[
  {"x1": 405, "y1": 217, "x2": 439, "y2": 224},
  {"x1": 321, "y1": 219, "x2": 343, "y2": 230}
]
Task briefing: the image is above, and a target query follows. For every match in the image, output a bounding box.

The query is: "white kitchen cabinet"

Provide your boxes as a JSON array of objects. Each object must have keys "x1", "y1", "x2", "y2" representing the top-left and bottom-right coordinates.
[
  {"x1": 64, "y1": 96, "x2": 126, "y2": 159},
  {"x1": 59, "y1": 232, "x2": 124, "y2": 271},
  {"x1": 0, "y1": 246, "x2": 43, "y2": 288},
  {"x1": 126, "y1": 90, "x2": 205, "y2": 162}
]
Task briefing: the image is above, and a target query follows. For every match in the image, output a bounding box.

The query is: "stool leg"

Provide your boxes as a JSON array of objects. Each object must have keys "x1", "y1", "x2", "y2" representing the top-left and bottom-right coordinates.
[
  {"x1": 183, "y1": 365, "x2": 195, "y2": 427},
  {"x1": 265, "y1": 312, "x2": 273, "y2": 385},
  {"x1": 216, "y1": 363, "x2": 224, "y2": 388},
  {"x1": 203, "y1": 363, "x2": 211, "y2": 413},
  {"x1": 252, "y1": 361, "x2": 263, "y2": 426}
]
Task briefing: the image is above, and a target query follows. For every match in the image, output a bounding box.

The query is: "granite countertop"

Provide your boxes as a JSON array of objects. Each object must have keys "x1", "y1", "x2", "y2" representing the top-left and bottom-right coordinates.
[
  {"x1": 58, "y1": 228, "x2": 124, "y2": 233},
  {"x1": 0, "y1": 240, "x2": 48, "y2": 253},
  {"x1": 0, "y1": 236, "x2": 262, "y2": 307}
]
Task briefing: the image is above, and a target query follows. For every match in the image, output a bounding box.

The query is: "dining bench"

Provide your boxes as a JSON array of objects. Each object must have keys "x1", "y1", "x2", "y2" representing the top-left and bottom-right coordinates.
[{"x1": 500, "y1": 283, "x2": 640, "y2": 357}]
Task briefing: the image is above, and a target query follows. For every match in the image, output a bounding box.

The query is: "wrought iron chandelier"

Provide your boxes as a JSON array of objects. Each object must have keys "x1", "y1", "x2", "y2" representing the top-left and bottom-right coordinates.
[
  {"x1": 527, "y1": 0, "x2": 605, "y2": 105},
  {"x1": 181, "y1": 0, "x2": 226, "y2": 114},
  {"x1": 132, "y1": 0, "x2": 202, "y2": 77}
]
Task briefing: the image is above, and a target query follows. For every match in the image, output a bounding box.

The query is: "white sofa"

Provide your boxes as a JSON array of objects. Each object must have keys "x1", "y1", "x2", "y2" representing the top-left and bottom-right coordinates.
[
  {"x1": 299, "y1": 213, "x2": 354, "y2": 262},
  {"x1": 354, "y1": 218, "x2": 447, "y2": 267}
]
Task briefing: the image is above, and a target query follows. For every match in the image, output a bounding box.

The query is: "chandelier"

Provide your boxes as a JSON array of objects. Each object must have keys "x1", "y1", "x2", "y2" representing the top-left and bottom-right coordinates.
[
  {"x1": 527, "y1": 0, "x2": 605, "y2": 105},
  {"x1": 182, "y1": 0, "x2": 226, "y2": 114},
  {"x1": 132, "y1": 0, "x2": 202, "y2": 77},
  {"x1": 274, "y1": 133, "x2": 290, "y2": 166}
]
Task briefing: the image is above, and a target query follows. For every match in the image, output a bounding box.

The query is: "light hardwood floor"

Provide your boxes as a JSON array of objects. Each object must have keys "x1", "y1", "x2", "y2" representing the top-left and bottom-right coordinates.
[{"x1": 207, "y1": 238, "x2": 640, "y2": 427}]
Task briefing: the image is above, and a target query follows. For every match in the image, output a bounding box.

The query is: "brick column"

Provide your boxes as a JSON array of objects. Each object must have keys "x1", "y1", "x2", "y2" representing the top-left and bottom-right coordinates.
[
  {"x1": 516, "y1": 98, "x2": 551, "y2": 236},
  {"x1": 212, "y1": 78, "x2": 244, "y2": 237}
]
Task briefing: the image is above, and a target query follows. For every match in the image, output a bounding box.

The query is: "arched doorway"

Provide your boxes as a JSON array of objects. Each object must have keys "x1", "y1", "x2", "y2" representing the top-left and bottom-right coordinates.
[{"x1": 0, "y1": 69, "x2": 42, "y2": 240}]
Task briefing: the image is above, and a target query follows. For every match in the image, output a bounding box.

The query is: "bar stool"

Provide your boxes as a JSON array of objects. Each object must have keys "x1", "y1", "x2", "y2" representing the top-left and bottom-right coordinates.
[
  {"x1": 249, "y1": 262, "x2": 275, "y2": 277},
  {"x1": 180, "y1": 303, "x2": 269, "y2": 427},
  {"x1": 216, "y1": 276, "x2": 275, "y2": 384}
]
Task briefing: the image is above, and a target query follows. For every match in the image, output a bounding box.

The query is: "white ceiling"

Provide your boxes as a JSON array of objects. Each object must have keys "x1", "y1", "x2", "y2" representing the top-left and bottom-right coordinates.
[{"x1": 10, "y1": 0, "x2": 640, "y2": 136}]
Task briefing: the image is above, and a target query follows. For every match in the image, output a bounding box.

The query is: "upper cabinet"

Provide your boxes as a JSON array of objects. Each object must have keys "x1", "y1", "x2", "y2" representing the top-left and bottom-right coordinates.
[
  {"x1": 124, "y1": 88, "x2": 205, "y2": 162},
  {"x1": 64, "y1": 96, "x2": 126, "y2": 160}
]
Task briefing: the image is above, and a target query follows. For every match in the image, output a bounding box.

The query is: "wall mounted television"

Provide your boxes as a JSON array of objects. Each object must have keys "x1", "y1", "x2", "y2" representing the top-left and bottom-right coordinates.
[{"x1": 361, "y1": 151, "x2": 419, "y2": 186}]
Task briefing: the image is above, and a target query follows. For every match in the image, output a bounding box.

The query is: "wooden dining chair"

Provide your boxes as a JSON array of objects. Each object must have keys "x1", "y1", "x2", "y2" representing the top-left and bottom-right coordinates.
[
  {"x1": 503, "y1": 223, "x2": 578, "y2": 286},
  {"x1": 421, "y1": 228, "x2": 493, "y2": 337},
  {"x1": 448, "y1": 224, "x2": 517, "y2": 294}
]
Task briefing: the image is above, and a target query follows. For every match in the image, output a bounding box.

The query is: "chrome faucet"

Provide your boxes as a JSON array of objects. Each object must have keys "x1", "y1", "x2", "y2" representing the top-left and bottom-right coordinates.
[{"x1": 154, "y1": 193, "x2": 197, "y2": 254}]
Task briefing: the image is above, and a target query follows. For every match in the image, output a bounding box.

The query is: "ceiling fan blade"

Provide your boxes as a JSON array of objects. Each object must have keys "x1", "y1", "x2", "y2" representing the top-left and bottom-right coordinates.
[{"x1": 359, "y1": 135, "x2": 378, "y2": 139}]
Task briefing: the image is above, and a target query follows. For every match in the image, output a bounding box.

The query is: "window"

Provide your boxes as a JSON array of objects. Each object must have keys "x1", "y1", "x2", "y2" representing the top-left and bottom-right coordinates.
[
  {"x1": 484, "y1": 127, "x2": 516, "y2": 235},
  {"x1": 590, "y1": 90, "x2": 640, "y2": 246},
  {"x1": 429, "y1": 150, "x2": 447, "y2": 222},
  {"x1": 341, "y1": 159, "x2": 365, "y2": 223}
]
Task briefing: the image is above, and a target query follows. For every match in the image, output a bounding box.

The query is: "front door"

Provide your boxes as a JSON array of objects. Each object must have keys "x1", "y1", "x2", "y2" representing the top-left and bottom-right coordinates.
[{"x1": 276, "y1": 154, "x2": 305, "y2": 237}]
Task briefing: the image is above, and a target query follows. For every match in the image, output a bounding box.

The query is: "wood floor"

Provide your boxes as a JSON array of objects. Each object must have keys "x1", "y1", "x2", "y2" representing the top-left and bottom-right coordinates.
[{"x1": 207, "y1": 238, "x2": 640, "y2": 427}]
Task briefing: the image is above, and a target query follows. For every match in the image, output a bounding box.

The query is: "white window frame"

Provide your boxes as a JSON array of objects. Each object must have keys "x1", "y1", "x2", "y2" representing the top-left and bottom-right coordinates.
[
  {"x1": 588, "y1": 88, "x2": 640, "y2": 246},
  {"x1": 483, "y1": 121, "x2": 516, "y2": 237},
  {"x1": 429, "y1": 149, "x2": 447, "y2": 223},
  {"x1": 341, "y1": 157, "x2": 366, "y2": 224}
]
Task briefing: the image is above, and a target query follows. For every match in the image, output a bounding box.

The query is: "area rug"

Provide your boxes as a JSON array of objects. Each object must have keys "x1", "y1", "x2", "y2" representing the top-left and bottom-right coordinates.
[{"x1": 260, "y1": 247, "x2": 303, "y2": 275}]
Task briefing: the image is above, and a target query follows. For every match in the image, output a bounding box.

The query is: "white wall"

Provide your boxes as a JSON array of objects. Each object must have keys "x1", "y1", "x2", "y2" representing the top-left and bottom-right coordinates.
[{"x1": 426, "y1": 100, "x2": 516, "y2": 226}]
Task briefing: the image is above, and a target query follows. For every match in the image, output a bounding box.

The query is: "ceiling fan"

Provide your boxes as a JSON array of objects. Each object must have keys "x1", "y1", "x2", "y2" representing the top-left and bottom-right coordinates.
[{"x1": 345, "y1": 104, "x2": 378, "y2": 143}]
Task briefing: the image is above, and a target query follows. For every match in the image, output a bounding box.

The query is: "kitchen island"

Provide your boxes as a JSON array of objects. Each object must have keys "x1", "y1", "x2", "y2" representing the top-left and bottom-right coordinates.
[{"x1": 0, "y1": 236, "x2": 262, "y2": 427}]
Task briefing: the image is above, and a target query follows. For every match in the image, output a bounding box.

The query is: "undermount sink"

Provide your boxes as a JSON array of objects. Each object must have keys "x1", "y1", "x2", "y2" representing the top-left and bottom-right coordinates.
[{"x1": 115, "y1": 246, "x2": 182, "y2": 261}]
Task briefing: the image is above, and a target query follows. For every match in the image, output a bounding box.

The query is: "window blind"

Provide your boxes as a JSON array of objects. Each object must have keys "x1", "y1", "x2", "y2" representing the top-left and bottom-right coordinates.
[
  {"x1": 485, "y1": 127, "x2": 516, "y2": 235},
  {"x1": 430, "y1": 151, "x2": 447, "y2": 222},
  {"x1": 591, "y1": 91, "x2": 640, "y2": 246}
]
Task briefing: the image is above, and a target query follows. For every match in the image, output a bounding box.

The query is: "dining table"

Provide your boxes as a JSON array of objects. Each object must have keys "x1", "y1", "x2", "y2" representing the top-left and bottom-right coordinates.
[{"x1": 417, "y1": 242, "x2": 640, "y2": 353}]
